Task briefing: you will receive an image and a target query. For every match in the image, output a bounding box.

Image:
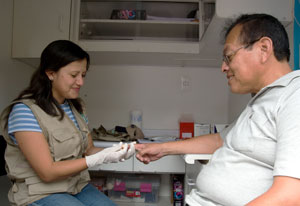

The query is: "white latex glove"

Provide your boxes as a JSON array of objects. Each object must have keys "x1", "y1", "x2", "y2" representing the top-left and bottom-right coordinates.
[
  {"x1": 86, "y1": 143, "x2": 128, "y2": 168},
  {"x1": 121, "y1": 141, "x2": 136, "y2": 161}
]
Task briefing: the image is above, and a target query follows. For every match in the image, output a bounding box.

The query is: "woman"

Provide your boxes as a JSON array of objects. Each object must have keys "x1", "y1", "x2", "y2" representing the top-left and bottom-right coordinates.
[{"x1": 0, "y1": 40, "x2": 135, "y2": 206}]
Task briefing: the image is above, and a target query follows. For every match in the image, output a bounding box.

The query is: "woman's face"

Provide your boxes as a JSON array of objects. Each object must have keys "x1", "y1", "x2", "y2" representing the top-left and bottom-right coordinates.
[{"x1": 46, "y1": 59, "x2": 87, "y2": 104}]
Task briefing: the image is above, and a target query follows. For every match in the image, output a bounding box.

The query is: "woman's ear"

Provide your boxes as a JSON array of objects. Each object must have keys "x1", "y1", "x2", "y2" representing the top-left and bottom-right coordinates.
[
  {"x1": 45, "y1": 70, "x2": 54, "y2": 81},
  {"x1": 259, "y1": 37, "x2": 273, "y2": 63}
]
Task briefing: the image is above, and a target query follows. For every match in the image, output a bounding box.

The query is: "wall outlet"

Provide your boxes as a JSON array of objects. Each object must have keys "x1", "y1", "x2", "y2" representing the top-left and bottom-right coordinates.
[{"x1": 181, "y1": 76, "x2": 191, "y2": 90}]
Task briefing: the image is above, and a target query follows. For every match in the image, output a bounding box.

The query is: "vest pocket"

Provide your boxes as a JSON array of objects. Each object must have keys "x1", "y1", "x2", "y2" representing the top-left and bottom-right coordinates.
[
  {"x1": 25, "y1": 173, "x2": 89, "y2": 195},
  {"x1": 50, "y1": 129, "x2": 81, "y2": 161},
  {"x1": 26, "y1": 176, "x2": 70, "y2": 195}
]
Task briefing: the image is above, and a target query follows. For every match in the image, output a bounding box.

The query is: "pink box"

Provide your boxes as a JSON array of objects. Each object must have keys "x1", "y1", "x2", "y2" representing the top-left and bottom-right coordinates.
[
  {"x1": 114, "y1": 181, "x2": 126, "y2": 191},
  {"x1": 140, "y1": 183, "x2": 152, "y2": 192}
]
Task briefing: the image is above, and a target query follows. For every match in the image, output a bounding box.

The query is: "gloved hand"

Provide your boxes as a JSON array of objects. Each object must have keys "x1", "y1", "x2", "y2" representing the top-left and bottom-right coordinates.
[
  {"x1": 123, "y1": 141, "x2": 136, "y2": 160},
  {"x1": 86, "y1": 143, "x2": 128, "y2": 168}
]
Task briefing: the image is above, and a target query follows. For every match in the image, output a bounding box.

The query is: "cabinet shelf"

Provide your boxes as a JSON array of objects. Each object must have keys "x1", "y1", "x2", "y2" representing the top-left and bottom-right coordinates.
[
  {"x1": 80, "y1": 19, "x2": 199, "y2": 25},
  {"x1": 81, "y1": 36, "x2": 197, "y2": 41},
  {"x1": 71, "y1": 0, "x2": 215, "y2": 53}
]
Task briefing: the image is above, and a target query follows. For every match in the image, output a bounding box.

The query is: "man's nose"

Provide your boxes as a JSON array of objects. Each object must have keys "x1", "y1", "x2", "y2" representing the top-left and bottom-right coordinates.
[{"x1": 221, "y1": 61, "x2": 229, "y2": 73}]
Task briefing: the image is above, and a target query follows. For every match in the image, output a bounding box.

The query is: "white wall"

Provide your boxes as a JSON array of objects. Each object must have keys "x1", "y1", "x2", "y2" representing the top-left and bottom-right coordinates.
[
  {"x1": 0, "y1": 1, "x2": 34, "y2": 205},
  {"x1": 0, "y1": 0, "x2": 231, "y2": 135},
  {"x1": 2, "y1": 0, "x2": 294, "y2": 132},
  {"x1": 0, "y1": 1, "x2": 34, "y2": 117},
  {"x1": 81, "y1": 65, "x2": 230, "y2": 130},
  {"x1": 228, "y1": 93, "x2": 251, "y2": 122},
  {"x1": 3, "y1": 0, "x2": 295, "y2": 132}
]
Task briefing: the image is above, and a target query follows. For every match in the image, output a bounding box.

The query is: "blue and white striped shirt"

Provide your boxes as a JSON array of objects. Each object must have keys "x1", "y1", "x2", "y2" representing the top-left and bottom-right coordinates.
[{"x1": 8, "y1": 102, "x2": 87, "y2": 144}]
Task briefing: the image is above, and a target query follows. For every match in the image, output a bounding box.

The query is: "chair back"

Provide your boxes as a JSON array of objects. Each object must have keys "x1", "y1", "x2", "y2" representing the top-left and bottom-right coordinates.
[{"x1": 0, "y1": 135, "x2": 7, "y2": 176}]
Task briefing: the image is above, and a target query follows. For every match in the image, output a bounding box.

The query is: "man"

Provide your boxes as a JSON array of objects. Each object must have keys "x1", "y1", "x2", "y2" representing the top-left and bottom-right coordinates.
[{"x1": 135, "y1": 13, "x2": 300, "y2": 205}]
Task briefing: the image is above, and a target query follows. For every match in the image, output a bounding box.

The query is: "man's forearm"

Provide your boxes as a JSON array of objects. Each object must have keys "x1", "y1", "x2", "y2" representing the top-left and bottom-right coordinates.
[
  {"x1": 161, "y1": 133, "x2": 223, "y2": 155},
  {"x1": 246, "y1": 176, "x2": 300, "y2": 206}
]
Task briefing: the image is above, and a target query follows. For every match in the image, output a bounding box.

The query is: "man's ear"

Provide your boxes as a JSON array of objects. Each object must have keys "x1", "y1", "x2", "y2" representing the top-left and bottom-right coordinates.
[
  {"x1": 45, "y1": 70, "x2": 54, "y2": 81},
  {"x1": 259, "y1": 37, "x2": 273, "y2": 63}
]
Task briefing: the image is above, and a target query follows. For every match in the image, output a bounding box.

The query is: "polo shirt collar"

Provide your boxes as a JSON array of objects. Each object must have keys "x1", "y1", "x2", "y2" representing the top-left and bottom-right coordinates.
[
  {"x1": 249, "y1": 70, "x2": 300, "y2": 104},
  {"x1": 266, "y1": 70, "x2": 300, "y2": 88}
]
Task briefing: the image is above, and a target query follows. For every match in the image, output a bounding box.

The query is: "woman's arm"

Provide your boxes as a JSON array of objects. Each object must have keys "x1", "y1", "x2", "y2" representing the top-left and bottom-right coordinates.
[
  {"x1": 16, "y1": 131, "x2": 130, "y2": 182},
  {"x1": 85, "y1": 133, "x2": 102, "y2": 156},
  {"x1": 16, "y1": 131, "x2": 89, "y2": 182}
]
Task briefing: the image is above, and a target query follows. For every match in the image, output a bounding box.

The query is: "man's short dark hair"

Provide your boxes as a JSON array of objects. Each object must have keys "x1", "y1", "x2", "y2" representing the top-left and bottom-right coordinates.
[{"x1": 223, "y1": 13, "x2": 290, "y2": 62}]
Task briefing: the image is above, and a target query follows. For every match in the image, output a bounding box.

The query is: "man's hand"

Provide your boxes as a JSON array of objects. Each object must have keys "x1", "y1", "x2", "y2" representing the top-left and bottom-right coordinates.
[{"x1": 135, "y1": 143, "x2": 165, "y2": 164}]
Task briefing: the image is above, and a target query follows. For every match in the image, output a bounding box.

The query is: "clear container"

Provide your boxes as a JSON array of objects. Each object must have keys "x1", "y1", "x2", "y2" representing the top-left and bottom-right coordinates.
[{"x1": 107, "y1": 174, "x2": 160, "y2": 203}]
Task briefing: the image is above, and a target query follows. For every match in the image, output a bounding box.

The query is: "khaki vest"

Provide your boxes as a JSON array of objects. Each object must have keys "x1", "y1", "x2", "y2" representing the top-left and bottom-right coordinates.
[{"x1": 0, "y1": 99, "x2": 90, "y2": 206}]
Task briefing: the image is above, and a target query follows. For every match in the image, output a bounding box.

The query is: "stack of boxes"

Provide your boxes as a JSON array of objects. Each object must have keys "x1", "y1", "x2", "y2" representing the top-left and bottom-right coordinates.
[
  {"x1": 180, "y1": 121, "x2": 228, "y2": 139},
  {"x1": 107, "y1": 174, "x2": 160, "y2": 204}
]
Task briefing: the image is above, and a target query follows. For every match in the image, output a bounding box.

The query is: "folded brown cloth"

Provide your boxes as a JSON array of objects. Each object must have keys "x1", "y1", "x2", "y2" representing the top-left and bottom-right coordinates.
[{"x1": 91, "y1": 124, "x2": 144, "y2": 142}]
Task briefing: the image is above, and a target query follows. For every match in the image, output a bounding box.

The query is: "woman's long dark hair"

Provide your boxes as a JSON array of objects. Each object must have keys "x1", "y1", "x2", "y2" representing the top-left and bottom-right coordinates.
[{"x1": 3, "y1": 40, "x2": 90, "y2": 129}]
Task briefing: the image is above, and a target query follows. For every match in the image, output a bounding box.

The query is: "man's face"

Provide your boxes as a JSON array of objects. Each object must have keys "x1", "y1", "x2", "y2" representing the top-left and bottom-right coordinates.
[{"x1": 221, "y1": 25, "x2": 261, "y2": 94}]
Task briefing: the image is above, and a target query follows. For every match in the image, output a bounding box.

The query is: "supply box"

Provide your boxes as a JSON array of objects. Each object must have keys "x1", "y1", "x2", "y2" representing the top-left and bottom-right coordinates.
[
  {"x1": 107, "y1": 174, "x2": 160, "y2": 204},
  {"x1": 179, "y1": 122, "x2": 194, "y2": 139},
  {"x1": 194, "y1": 123, "x2": 210, "y2": 137}
]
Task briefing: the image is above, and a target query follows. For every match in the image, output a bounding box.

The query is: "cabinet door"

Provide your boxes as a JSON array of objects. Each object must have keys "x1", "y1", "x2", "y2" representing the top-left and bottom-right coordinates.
[
  {"x1": 12, "y1": 0, "x2": 72, "y2": 58},
  {"x1": 133, "y1": 155, "x2": 185, "y2": 173}
]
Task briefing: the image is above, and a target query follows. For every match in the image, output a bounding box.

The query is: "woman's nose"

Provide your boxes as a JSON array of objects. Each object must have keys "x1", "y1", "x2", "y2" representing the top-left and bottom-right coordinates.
[{"x1": 76, "y1": 76, "x2": 84, "y2": 85}]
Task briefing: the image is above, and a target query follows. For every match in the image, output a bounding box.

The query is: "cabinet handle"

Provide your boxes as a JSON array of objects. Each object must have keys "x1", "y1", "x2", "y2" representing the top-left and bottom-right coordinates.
[
  {"x1": 58, "y1": 15, "x2": 64, "y2": 32},
  {"x1": 187, "y1": 178, "x2": 196, "y2": 186}
]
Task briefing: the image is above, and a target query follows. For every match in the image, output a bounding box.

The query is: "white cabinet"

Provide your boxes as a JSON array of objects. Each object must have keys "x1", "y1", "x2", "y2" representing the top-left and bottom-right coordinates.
[
  {"x1": 12, "y1": 0, "x2": 72, "y2": 58},
  {"x1": 11, "y1": 0, "x2": 292, "y2": 67},
  {"x1": 89, "y1": 155, "x2": 185, "y2": 173},
  {"x1": 71, "y1": 0, "x2": 215, "y2": 54},
  {"x1": 92, "y1": 140, "x2": 186, "y2": 173},
  {"x1": 133, "y1": 155, "x2": 185, "y2": 173}
]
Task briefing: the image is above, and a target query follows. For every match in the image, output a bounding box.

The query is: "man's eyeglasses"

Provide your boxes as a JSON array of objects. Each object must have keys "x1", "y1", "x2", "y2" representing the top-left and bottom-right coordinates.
[
  {"x1": 222, "y1": 38, "x2": 261, "y2": 66},
  {"x1": 222, "y1": 45, "x2": 247, "y2": 66}
]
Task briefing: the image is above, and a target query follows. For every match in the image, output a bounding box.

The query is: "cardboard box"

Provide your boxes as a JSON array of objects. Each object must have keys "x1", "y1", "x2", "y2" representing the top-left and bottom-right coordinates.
[
  {"x1": 194, "y1": 123, "x2": 210, "y2": 136},
  {"x1": 179, "y1": 122, "x2": 194, "y2": 139}
]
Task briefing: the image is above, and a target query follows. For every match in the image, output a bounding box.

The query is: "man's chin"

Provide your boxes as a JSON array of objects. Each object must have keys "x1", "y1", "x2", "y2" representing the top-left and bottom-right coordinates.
[
  {"x1": 230, "y1": 89, "x2": 250, "y2": 95},
  {"x1": 230, "y1": 87, "x2": 245, "y2": 94}
]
